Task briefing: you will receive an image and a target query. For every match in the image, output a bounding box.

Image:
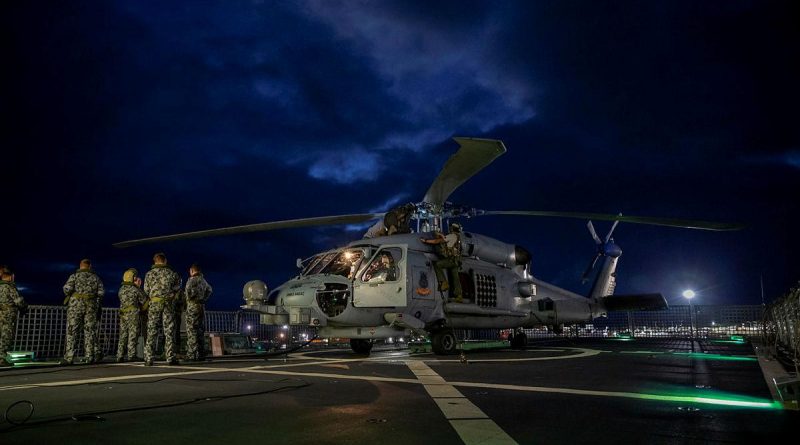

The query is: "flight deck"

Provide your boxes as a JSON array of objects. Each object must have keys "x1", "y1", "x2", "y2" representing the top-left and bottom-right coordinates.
[{"x1": 0, "y1": 338, "x2": 794, "y2": 444}]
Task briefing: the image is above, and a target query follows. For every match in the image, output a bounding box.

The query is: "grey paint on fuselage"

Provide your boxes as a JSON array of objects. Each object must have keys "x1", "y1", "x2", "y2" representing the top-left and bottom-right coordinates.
[{"x1": 260, "y1": 231, "x2": 608, "y2": 336}]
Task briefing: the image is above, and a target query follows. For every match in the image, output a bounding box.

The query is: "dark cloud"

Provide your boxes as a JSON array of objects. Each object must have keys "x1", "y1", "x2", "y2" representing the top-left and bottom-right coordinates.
[{"x1": 3, "y1": 1, "x2": 798, "y2": 308}]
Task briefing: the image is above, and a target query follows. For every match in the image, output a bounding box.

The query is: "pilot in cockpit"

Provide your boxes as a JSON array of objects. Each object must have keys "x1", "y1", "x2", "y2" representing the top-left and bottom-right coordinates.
[{"x1": 363, "y1": 252, "x2": 397, "y2": 282}]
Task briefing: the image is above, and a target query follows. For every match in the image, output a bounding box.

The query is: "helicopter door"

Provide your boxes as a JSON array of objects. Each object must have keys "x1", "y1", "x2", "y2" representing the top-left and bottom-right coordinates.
[{"x1": 353, "y1": 246, "x2": 407, "y2": 308}]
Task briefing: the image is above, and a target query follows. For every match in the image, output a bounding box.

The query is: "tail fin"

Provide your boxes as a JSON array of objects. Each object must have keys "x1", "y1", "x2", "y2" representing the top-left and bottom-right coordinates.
[
  {"x1": 589, "y1": 254, "x2": 620, "y2": 299},
  {"x1": 580, "y1": 220, "x2": 669, "y2": 311},
  {"x1": 582, "y1": 220, "x2": 623, "y2": 299}
]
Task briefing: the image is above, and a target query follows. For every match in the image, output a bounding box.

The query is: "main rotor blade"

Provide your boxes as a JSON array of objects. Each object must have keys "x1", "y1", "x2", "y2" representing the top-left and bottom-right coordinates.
[
  {"x1": 481, "y1": 211, "x2": 745, "y2": 231},
  {"x1": 113, "y1": 213, "x2": 385, "y2": 248},
  {"x1": 422, "y1": 137, "x2": 506, "y2": 207}
]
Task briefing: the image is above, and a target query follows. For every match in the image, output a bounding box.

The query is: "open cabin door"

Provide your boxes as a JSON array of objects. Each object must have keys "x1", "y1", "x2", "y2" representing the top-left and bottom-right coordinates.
[{"x1": 353, "y1": 245, "x2": 407, "y2": 308}]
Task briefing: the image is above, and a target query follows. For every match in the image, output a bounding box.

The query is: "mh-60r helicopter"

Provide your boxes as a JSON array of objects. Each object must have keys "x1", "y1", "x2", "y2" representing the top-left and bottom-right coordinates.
[{"x1": 116, "y1": 138, "x2": 741, "y2": 355}]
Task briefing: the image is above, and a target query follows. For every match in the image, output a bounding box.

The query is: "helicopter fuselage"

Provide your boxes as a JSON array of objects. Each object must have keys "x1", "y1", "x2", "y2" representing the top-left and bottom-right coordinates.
[{"x1": 243, "y1": 232, "x2": 610, "y2": 348}]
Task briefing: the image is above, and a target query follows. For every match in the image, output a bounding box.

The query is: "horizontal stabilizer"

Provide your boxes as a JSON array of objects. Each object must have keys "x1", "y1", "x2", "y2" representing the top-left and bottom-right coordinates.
[{"x1": 601, "y1": 294, "x2": 668, "y2": 311}]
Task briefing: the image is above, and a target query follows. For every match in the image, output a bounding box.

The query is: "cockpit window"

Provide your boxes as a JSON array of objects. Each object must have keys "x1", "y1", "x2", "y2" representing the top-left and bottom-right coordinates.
[
  {"x1": 361, "y1": 248, "x2": 401, "y2": 282},
  {"x1": 318, "y1": 248, "x2": 367, "y2": 279},
  {"x1": 300, "y1": 254, "x2": 326, "y2": 276},
  {"x1": 305, "y1": 252, "x2": 337, "y2": 276}
]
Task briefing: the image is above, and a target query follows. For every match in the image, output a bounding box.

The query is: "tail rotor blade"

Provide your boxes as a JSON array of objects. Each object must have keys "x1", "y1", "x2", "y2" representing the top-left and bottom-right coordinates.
[
  {"x1": 587, "y1": 221, "x2": 602, "y2": 245},
  {"x1": 604, "y1": 219, "x2": 620, "y2": 244},
  {"x1": 581, "y1": 253, "x2": 602, "y2": 283}
]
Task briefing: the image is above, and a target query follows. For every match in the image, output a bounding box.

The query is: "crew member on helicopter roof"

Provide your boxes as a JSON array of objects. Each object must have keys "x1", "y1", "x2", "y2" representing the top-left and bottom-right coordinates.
[
  {"x1": 384, "y1": 203, "x2": 415, "y2": 236},
  {"x1": 420, "y1": 223, "x2": 463, "y2": 303}
]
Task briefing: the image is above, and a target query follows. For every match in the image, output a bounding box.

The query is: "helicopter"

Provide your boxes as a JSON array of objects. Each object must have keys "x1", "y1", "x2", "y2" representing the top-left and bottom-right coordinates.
[{"x1": 115, "y1": 138, "x2": 742, "y2": 355}]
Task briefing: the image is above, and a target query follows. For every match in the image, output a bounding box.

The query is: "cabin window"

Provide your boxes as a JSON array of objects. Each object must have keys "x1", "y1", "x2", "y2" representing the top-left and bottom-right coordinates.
[
  {"x1": 362, "y1": 248, "x2": 402, "y2": 282},
  {"x1": 538, "y1": 299, "x2": 554, "y2": 312}
]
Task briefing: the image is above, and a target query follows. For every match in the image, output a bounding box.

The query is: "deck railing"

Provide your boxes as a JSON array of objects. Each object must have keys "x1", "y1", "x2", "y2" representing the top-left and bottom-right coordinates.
[{"x1": 9, "y1": 304, "x2": 767, "y2": 359}]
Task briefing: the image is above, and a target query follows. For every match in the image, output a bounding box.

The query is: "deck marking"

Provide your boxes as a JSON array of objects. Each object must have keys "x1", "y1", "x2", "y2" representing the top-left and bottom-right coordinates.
[
  {"x1": 0, "y1": 358, "x2": 777, "y2": 409},
  {"x1": 406, "y1": 360, "x2": 518, "y2": 445},
  {"x1": 0, "y1": 368, "x2": 227, "y2": 391}
]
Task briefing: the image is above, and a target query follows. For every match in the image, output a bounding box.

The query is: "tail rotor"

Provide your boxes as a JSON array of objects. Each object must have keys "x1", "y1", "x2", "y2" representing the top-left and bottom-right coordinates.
[{"x1": 581, "y1": 219, "x2": 623, "y2": 284}]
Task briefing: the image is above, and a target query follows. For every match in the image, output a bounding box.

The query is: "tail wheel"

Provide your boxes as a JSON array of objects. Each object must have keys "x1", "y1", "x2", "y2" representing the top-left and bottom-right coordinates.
[
  {"x1": 431, "y1": 330, "x2": 458, "y2": 355},
  {"x1": 510, "y1": 331, "x2": 527, "y2": 349},
  {"x1": 350, "y1": 339, "x2": 373, "y2": 355}
]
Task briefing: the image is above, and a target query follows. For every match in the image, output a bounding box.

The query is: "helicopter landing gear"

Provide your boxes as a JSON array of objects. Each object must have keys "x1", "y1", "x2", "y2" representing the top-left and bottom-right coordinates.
[
  {"x1": 510, "y1": 330, "x2": 527, "y2": 350},
  {"x1": 431, "y1": 330, "x2": 458, "y2": 355},
  {"x1": 350, "y1": 339, "x2": 373, "y2": 355}
]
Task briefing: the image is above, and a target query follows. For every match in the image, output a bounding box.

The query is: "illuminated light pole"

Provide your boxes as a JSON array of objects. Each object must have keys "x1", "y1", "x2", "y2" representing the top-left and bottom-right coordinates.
[{"x1": 682, "y1": 289, "x2": 696, "y2": 341}]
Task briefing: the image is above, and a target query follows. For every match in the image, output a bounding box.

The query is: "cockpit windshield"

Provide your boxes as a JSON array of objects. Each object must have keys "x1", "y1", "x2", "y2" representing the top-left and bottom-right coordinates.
[
  {"x1": 302, "y1": 252, "x2": 337, "y2": 276},
  {"x1": 303, "y1": 248, "x2": 368, "y2": 279}
]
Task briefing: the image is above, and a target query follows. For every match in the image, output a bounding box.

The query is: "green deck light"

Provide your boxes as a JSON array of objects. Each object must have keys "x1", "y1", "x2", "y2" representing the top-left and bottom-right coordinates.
[
  {"x1": 641, "y1": 384, "x2": 783, "y2": 410},
  {"x1": 6, "y1": 351, "x2": 34, "y2": 363}
]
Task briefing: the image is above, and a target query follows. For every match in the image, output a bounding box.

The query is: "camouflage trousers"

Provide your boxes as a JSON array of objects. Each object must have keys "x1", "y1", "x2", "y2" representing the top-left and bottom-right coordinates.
[
  {"x1": 0, "y1": 309, "x2": 18, "y2": 362},
  {"x1": 185, "y1": 302, "x2": 205, "y2": 360},
  {"x1": 433, "y1": 257, "x2": 462, "y2": 301},
  {"x1": 144, "y1": 299, "x2": 176, "y2": 362},
  {"x1": 64, "y1": 298, "x2": 99, "y2": 362},
  {"x1": 116, "y1": 310, "x2": 140, "y2": 360}
]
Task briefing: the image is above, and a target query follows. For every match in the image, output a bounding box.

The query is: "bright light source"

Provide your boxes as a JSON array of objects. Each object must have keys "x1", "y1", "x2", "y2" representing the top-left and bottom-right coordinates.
[
  {"x1": 344, "y1": 251, "x2": 353, "y2": 260},
  {"x1": 246, "y1": 325, "x2": 252, "y2": 330},
  {"x1": 682, "y1": 289, "x2": 696, "y2": 299},
  {"x1": 282, "y1": 325, "x2": 288, "y2": 330}
]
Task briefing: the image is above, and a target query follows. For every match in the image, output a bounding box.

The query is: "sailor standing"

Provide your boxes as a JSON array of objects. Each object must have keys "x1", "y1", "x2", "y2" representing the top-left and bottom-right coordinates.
[
  {"x1": 116, "y1": 268, "x2": 146, "y2": 362},
  {"x1": 0, "y1": 268, "x2": 27, "y2": 367},
  {"x1": 184, "y1": 263, "x2": 212, "y2": 362},
  {"x1": 61, "y1": 259, "x2": 105, "y2": 365},
  {"x1": 143, "y1": 253, "x2": 182, "y2": 366}
]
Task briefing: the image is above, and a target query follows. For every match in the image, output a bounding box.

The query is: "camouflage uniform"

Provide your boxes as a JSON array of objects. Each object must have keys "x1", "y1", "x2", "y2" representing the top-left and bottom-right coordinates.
[
  {"x1": 116, "y1": 282, "x2": 146, "y2": 361},
  {"x1": 143, "y1": 264, "x2": 182, "y2": 363},
  {"x1": 422, "y1": 230, "x2": 463, "y2": 302},
  {"x1": 184, "y1": 273, "x2": 212, "y2": 360},
  {"x1": 0, "y1": 280, "x2": 27, "y2": 366},
  {"x1": 63, "y1": 269, "x2": 105, "y2": 363}
]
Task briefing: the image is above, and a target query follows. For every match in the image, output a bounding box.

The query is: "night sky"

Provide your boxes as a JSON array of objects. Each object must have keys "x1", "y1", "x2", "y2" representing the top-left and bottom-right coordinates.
[{"x1": 4, "y1": 1, "x2": 798, "y2": 309}]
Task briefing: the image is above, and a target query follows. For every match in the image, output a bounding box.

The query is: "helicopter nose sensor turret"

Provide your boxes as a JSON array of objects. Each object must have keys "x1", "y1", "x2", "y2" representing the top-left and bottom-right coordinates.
[{"x1": 243, "y1": 280, "x2": 268, "y2": 305}]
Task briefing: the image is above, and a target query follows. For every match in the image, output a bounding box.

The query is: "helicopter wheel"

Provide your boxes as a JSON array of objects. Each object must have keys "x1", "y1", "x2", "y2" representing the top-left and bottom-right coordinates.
[
  {"x1": 510, "y1": 331, "x2": 527, "y2": 350},
  {"x1": 350, "y1": 339, "x2": 373, "y2": 355},
  {"x1": 431, "y1": 330, "x2": 458, "y2": 355}
]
